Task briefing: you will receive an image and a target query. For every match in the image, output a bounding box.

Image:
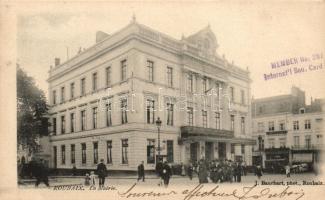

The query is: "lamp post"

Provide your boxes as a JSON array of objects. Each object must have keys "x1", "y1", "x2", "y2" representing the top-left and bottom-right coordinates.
[
  {"x1": 155, "y1": 117, "x2": 162, "y2": 162},
  {"x1": 258, "y1": 135, "x2": 262, "y2": 167}
]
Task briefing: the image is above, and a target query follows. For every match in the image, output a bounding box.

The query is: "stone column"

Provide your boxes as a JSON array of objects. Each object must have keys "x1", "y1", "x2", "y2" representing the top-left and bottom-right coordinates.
[
  {"x1": 213, "y1": 142, "x2": 219, "y2": 159},
  {"x1": 226, "y1": 142, "x2": 231, "y2": 160},
  {"x1": 199, "y1": 141, "x2": 205, "y2": 159}
]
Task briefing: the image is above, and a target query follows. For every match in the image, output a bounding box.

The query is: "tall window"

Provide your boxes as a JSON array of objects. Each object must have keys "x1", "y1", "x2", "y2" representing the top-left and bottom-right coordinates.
[
  {"x1": 92, "y1": 72, "x2": 97, "y2": 91},
  {"x1": 147, "y1": 139, "x2": 155, "y2": 164},
  {"x1": 52, "y1": 90, "x2": 57, "y2": 105},
  {"x1": 70, "y1": 144, "x2": 75, "y2": 164},
  {"x1": 241, "y1": 117, "x2": 245, "y2": 134},
  {"x1": 305, "y1": 135, "x2": 311, "y2": 148},
  {"x1": 215, "y1": 83, "x2": 221, "y2": 98},
  {"x1": 70, "y1": 113, "x2": 75, "y2": 133},
  {"x1": 229, "y1": 87, "x2": 234, "y2": 102},
  {"x1": 187, "y1": 107, "x2": 194, "y2": 126},
  {"x1": 258, "y1": 137, "x2": 265, "y2": 150},
  {"x1": 92, "y1": 107, "x2": 98, "y2": 129},
  {"x1": 294, "y1": 136, "x2": 300, "y2": 148},
  {"x1": 257, "y1": 122, "x2": 264, "y2": 132},
  {"x1": 241, "y1": 144, "x2": 245, "y2": 154},
  {"x1": 52, "y1": 117, "x2": 57, "y2": 135},
  {"x1": 166, "y1": 103, "x2": 174, "y2": 126},
  {"x1": 231, "y1": 144, "x2": 235, "y2": 154},
  {"x1": 107, "y1": 141, "x2": 112, "y2": 164},
  {"x1": 121, "y1": 139, "x2": 128, "y2": 164},
  {"x1": 293, "y1": 121, "x2": 299, "y2": 130},
  {"x1": 61, "y1": 115, "x2": 65, "y2": 134},
  {"x1": 121, "y1": 59, "x2": 127, "y2": 81},
  {"x1": 279, "y1": 120, "x2": 285, "y2": 131},
  {"x1": 187, "y1": 73, "x2": 193, "y2": 92},
  {"x1": 202, "y1": 78, "x2": 207, "y2": 93},
  {"x1": 81, "y1": 110, "x2": 86, "y2": 131},
  {"x1": 81, "y1": 143, "x2": 86, "y2": 164},
  {"x1": 147, "y1": 60, "x2": 154, "y2": 82},
  {"x1": 241, "y1": 90, "x2": 245, "y2": 104},
  {"x1": 106, "y1": 103, "x2": 112, "y2": 127},
  {"x1": 61, "y1": 87, "x2": 65, "y2": 103},
  {"x1": 167, "y1": 140, "x2": 174, "y2": 163},
  {"x1": 146, "y1": 99, "x2": 155, "y2": 124},
  {"x1": 81, "y1": 78, "x2": 86, "y2": 96},
  {"x1": 121, "y1": 99, "x2": 128, "y2": 124},
  {"x1": 305, "y1": 120, "x2": 311, "y2": 129},
  {"x1": 215, "y1": 112, "x2": 220, "y2": 129},
  {"x1": 167, "y1": 67, "x2": 173, "y2": 87},
  {"x1": 279, "y1": 138, "x2": 286, "y2": 147},
  {"x1": 105, "y1": 66, "x2": 111, "y2": 87},
  {"x1": 61, "y1": 145, "x2": 65, "y2": 164},
  {"x1": 202, "y1": 110, "x2": 207, "y2": 128},
  {"x1": 70, "y1": 82, "x2": 75, "y2": 99},
  {"x1": 268, "y1": 121, "x2": 275, "y2": 131},
  {"x1": 268, "y1": 139, "x2": 275, "y2": 148},
  {"x1": 230, "y1": 115, "x2": 235, "y2": 131},
  {"x1": 93, "y1": 142, "x2": 98, "y2": 164}
]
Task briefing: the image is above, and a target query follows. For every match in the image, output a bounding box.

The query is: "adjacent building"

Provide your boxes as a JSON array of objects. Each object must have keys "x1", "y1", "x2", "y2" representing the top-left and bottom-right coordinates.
[
  {"x1": 252, "y1": 86, "x2": 324, "y2": 171},
  {"x1": 48, "y1": 17, "x2": 254, "y2": 172}
]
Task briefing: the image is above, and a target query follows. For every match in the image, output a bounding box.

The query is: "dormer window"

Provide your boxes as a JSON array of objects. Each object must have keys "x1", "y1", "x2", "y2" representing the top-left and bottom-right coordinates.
[{"x1": 204, "y1": 38, "x2": 210, "y2": 49}]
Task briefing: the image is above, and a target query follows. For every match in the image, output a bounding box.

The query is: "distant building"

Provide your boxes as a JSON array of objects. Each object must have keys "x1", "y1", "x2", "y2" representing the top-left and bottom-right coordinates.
[
  {"x1": 252, "y1": 86, "x2": 324, "y2": 172},
  {"x1": 48, "y1": 17, "x2": 254, "y2": 172}
]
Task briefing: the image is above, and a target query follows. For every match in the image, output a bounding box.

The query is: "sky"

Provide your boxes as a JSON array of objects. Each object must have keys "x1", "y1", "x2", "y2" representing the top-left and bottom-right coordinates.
[{"x1": 17, "y1": 1, "x2": 325, "y2": 104}]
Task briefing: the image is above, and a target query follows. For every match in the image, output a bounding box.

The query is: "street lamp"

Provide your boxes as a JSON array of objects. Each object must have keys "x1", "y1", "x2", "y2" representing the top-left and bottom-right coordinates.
[
  {"x1": 258, "y1": 136, "x2": 262, "y2": 167},
  {"x1": 155, "y1": 117, "x2": 162, "y2": 162}
]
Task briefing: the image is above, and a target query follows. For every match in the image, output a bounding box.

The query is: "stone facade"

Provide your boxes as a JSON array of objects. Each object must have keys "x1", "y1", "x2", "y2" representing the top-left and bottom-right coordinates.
[
  {"x1": 48, "y1": 18, "x2": 253, "y2": 171},
  {"x1": 252, "y1": 87, "x2": 324, "y2": 170}
]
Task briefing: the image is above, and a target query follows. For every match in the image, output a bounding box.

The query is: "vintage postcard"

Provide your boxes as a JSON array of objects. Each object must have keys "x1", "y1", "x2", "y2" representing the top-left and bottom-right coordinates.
[{"x1": 0, "y1": 0, "x2": 325, "y2": 200}]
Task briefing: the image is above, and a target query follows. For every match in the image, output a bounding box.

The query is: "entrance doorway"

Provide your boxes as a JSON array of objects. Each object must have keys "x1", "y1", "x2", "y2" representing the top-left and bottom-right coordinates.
[
  {"x1": 190, "y1": 142, "x2": 198, "y2": 162},
  {"x1": 218, "y1": 142, "x2": 226, "y2": 160},
  {"x1": 205, "y1": 142, "x2": 214, "y2": 161}
]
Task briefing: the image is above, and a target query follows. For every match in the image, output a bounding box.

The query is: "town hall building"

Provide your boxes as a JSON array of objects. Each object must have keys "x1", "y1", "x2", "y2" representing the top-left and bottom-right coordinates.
[{"x1": 48, "y1": 17, "x2": 254, "y2": 172}]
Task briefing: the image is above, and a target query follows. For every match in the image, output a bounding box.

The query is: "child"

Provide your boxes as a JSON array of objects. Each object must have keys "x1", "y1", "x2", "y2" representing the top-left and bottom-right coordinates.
[
  {"x1": 285, "y1": 165, "x2": 291, "y2": 178},
  {"x1": 84, "y1": 173, "x2": 90, "y2": 186},
  {"x1": 90, "y1": 171, "x2": 96, "y2": 186}
]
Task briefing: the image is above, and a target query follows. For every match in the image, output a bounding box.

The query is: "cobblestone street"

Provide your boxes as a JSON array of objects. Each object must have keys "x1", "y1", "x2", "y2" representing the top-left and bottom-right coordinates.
[{"x1": 19, "y1": 172, "x2": 322, "y2": 189}]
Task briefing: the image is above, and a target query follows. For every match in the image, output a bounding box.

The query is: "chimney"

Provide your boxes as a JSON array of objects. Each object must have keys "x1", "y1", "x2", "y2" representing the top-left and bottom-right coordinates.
[
  {"x1": 55, "y1": 58, "x2": 60, "y2": 66},
  {"x1": 96, "y1": 31, "x2": 110, "y2": 43}
]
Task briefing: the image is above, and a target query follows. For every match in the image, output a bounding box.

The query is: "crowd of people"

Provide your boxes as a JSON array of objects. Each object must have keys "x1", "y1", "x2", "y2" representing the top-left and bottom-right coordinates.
[
  {"x1": 185, "y1": 159, "x2": 250, "y2": 183},
  {"x1": 21, "y1": 156, "x2": 318, "y2": 188}
]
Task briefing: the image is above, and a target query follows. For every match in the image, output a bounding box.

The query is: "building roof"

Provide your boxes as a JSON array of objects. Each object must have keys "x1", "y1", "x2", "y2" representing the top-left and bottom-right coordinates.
[{"x1": 48, "y1": 17, "x2": 249, "y2": 82}]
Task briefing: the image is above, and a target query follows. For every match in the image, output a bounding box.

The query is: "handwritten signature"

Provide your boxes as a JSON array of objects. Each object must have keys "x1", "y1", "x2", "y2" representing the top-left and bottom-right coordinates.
[{"x1": 118, "y1": 183, "x2": 305, "y2": 200}]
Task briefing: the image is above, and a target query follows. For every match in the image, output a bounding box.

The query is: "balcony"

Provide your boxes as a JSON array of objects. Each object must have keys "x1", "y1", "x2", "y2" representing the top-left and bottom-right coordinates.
[
  {"x1": 181, "y1": 126, "x2": 234, "y2": 139},
  {"x1": 266, "y1": 130, "x2": 288, "y2": 135}
]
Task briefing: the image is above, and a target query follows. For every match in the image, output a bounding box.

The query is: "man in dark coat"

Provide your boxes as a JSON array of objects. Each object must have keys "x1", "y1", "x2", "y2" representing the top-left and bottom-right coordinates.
[
  {"x1": 255, "y1": 165, "x2": 263, "y2": 180},
  {"x1": 96, "y1": 159, "x2": 107, "y2": 188},
  {"x1": 235, "y1": 162, "x2": 242, "y2": 182},
  {"x1": 187, "y1": 163, "x2": 193, "y2": 180},
  {"x1": 72, "y1": 165, "x2": 77, "y2": 176},
  {"x1": 137, "y1": 161, "x2": 145, "y2": 182},
  {"x1": 161, "y1": 161, "x2": 172, "y2": 187}
]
